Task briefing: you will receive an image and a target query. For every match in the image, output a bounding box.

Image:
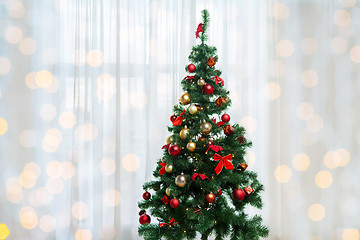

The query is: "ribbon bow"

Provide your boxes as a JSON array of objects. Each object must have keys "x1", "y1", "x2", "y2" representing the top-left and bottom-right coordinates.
[
  {"x1": 214, "y1": 153, "x2": 234, "y2": 175},
  {"x1": 173, "y1": 110, "x2": 186, "y2": 126},
  {"x1": 211, "y1": 76, "x2": 224, "y2": 86},
  {"x1": 159, "y1": 218, "x2": 179, "y2": 227},
  {"x1": 212, "y1": 118, "x2": 225, "y2": 127},
  {"x1": 192, "y1": 173, "x2": 209, "y2": 181},
  {"x1": 183, "y1": 75, "x2": 194, "y2": 81},
  {"x1": 162, "y1": 143, "x2": 170, "y2": 149},
  {"x1": 195, "y1": 23, "x2": 204, "y2": 38},
  {"x1": 159, "y1": 162, "x2": 166, "y2": 175},
  {"x1": 206, "y1": 142, "x2": 223, "y2": 154}
]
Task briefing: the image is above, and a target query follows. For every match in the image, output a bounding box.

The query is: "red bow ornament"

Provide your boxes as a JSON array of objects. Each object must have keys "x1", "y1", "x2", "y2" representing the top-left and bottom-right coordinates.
[
  {"x1": 183, "y1": 75, "x2": 194, "y2": 81},
  {"x1": 212, "y1": 118, "x2": 225, "y2": 127},
  {"x1": 162, "y1": 143, "x2": 170, "y2": 149},
  {"x1": 192, "y1": 173, "x2": 209, "y2": 181},
  {"x1": 159, "y1": 162, "x2": 166, "y2": 175},
  {"x1": 195, "y1": 23, "x2": 204, "y2": 38},
  {"x1": 211, "y1": 76, "x2": 224, "y2": 86},
  {"x1": 214, "y1": 153, "x2": 234, "y2": 175},
  {"x1": 159, "y1": 218, "x2": 179, "y2": 227},
  {"x1": 206, "y1": 142, "x2": 223, "y2": 154},
  {"x1": 173, "y1": 110, "x2": 186, "y2": 126}
]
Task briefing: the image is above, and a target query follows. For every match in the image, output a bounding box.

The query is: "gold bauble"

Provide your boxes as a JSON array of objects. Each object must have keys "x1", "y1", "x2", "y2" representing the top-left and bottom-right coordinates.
[
  {"x1": 165, "y1": 164, "x2": 173, "y2": 173},
  {"x1": 166, "y1": 187, "x2": 171, "y2": 196},
  {"x1": 180, "y1": 93, "x2": 191, "y2": 105},
  {"x1": 197, "y1": 78, "x2": 206, "y2": 86},
  {"x1": 175, "y1": 173, "x2": 187, "y2": 188},
  {"x1": 186, "y1": 141, "x2": 196, "y2": 152},
  {"x1": 188, "y1": 104, "x2": 198, "y2": 115},
  {"x1": 166, "y1": 135, "x2": 174, "y2": 144},
  {"x1": 179, "y1": 128, "x2": 190, "y2": 140},
  {"x1": 200, "y1": 122, "x2": 212, "y2": 134}
]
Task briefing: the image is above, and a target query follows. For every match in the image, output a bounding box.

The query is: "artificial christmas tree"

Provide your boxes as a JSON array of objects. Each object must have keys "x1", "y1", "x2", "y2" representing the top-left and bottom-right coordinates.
[{"x1": 138, "y1": 10, "x2": 268, "y2": 240}]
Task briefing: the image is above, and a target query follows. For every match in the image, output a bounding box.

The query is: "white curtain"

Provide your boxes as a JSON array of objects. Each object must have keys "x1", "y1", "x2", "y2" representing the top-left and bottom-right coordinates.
[{"x1": 0, "y1": 0, "x2": 359, "y2": 239}]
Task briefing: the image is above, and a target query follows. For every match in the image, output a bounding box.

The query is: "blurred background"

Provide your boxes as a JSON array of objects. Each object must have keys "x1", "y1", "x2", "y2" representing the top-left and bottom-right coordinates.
[{"x1": 0, "y1": 0, "x2": 360, "y2": 239}]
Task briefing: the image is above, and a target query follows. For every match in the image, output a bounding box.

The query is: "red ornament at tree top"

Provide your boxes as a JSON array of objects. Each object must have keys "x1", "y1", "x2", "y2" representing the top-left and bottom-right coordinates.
[
  {"x1": 139, "y1": 214, "x2": 151, "y2": 225},
  {"x1": 170, "y1": 198, "x2": 180, "y2": 208},
  {"x1": 187, "y1": 64, "x2": 196, "y2": 73},
  {"x1": 232, "y1": 188, "x2": 245, "y2": 201},
  {"x1": 142, "y1": 191, "x2": 151, "y2": 200},
  {"x1": 203, "y1": 84, "x2": 214, "y2": 95},
  {"x1": 168, "y1": 144, "x2": 181, "y2": 156},
  {"x1": 221, "y1": 114, "x2": 230, "y2": 123}
]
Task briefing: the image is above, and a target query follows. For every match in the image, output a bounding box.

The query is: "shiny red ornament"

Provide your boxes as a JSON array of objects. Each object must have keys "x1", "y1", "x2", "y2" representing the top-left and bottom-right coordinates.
[
  {"x1": 217, "y1": 189, "x2": 223, "y2": 196},
  {"x1": 244, "y1": 185, "x2": 254, "y2": 195},
  {"x1": 206, "y1": 193, "x2": 216, "y2": 203},
  {"x1": 221, "y1": 114, "x2": 230, "y2": 123},
  {"x1": 142, "y1": 191, "x2": 151, "y2": 200},
  {"x1": 168, "y1": 144, "x2": 181, "y2": 156},
  {"x1": 139, "y1": 214, "x2": 151, "y2": 225},
  {"x1": 162, "y1": 195, "x2": 170, "y2": 204},
  {"x1": 232, "y1": 188, "x2": 245, "y2": 201},
  {"x1": 187, "y1": 64, "x2": 196, "y2": 73},
  {"x1": 224, "y1": 125, "x2": 234, "y2": 136},
  {"x1": 203, "y1": 84, "x2": 214, "y2": 95},
  {"x1": 207, "y1": 56, "x2": 216, "y2": 67},
  {"x1": 170, "y1": 115, "x2": 177, "y2": 122},
  {"x1": 170, "y1": 198, "x2": 180, "y2": 208}
]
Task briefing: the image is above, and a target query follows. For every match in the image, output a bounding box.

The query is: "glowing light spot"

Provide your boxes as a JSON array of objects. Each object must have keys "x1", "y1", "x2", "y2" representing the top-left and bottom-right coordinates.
[
  {"x1": 0, "y1": 58, "x2": 11, "y2": 75},
  {"x1": 0, "y1": 223, "x2": 10, "y2": 240},
  {"x1": 72, "y1": 202, "x2": 89, "y2": 220},
  {"x1": 337, "y1": 148, "x2": 350, "y2": 167},
  {"x1": 100, "y1": 225, "x2": 116, "y2": 239},
  {"x1": 331, "y1": 37, "x2": 348, "y2": 54},
  {"x1": 6, "y1": 179, "x2": 23, "y2": 203},
  {"x1": 75, "y1": 123, "x2": 98, "y2": 142},
  {"x1": 46, "y1": 178, "x2": 64, "y2": 194},
  {"x1": 240, "y1": 116, "x2": 257, "y2": 134},
  {"x1": 315, "y1": 171, "x2": 333, "y2": 189},
  {"x1": 308, "y1": 204, "x2": 325, "y2": 221},
  {"x1": 42, "y1": 128, "x2": 62, "y2": 153},
  {"x1": 19, "y1": 130, "x2": 36, "y2": 148},
  {"x1": 324, "y1": 151, "x2": 341, "y2": 169},
  {"x1": 59, "y1": 111, "x2": 77, "y2": 129},
  {"x1": 44, "y1": 76, "x2": 59, "y2": 93},
  {"x1": 296, "y1": 102, "x2": 314, "y2": 120},
  {"x1": 245, "y1": 151, "x2": 256, "y2": 167},
  {"x1": 5, "y1": 26, "x2": 23, "y2": 44},
  {"x1": 35, "y1": 70, "x2": 53, "y2": 88},
  {"x1": 24, "y1": 162, "x2": 41, "y2": 178},
  {"x1": 75, "y1": 229, "x2": 92, "y2": 240},
  {"x1": 276, "y1": 40, "x2": 294, "y2": 57},
  {"x1": 104, "y1": 189, "x2": 121, "y2": 207},
  {"x1": 36, "y1": 187, "x2": 53, "y2": 204},
  {"x1": 19, "y1": 170, "x2": 37, "y2": 189},
  {"x1": 19, "y1": 207, "x2": 38, "y2": 229},
  {"x1": 269, "y1": 60, "x2": 285, "y2": 78},
  {"x1": 97, "y1": 74, "x2": 115, "y2": 102},
  {"x1": 7, "y1": 2, "x2": 25, "y2": 18},
  {"x1": 293, "y1": 153, "x2": 310, "y2": 171},
  {"x1": 301, "y1": 70, "x2": 318, "y2": 88},
  {"x1": 302, "y1": 38, "x2": 318, "y2": 55},
  {"x1": 343, "y1": 229, "x2": 360, "y2": 240},
  {"x1": 264, "y1": 82, "x2": 281, "y2": 100},
  {"x1": 19, "y1": 37, "x2": 36, "y2": 55},
  {"x1": 307, "y1": 114, "x2": 324, "y2": 132},
  {"x1": 25, "y1": 72, "x2": 38, "y2": 89},
  {"x1": 341, "y1": 0, "x2": 357, "y2": 7},
  {"x1": 122, "y1": 153, "x2": 140, "y2": 172},
  {"x1": 62, "y1": 162, "x2": 75, "y2": 179},
  {"x1": 86, "y1": 50, "x2": 104, "y2": 67},
  {"x1": 46, "y1": 161, "x2": 63, "y2": 178},
  {"x1": 99, "y1": 158, "x2": 116, "y2": 175},
  {"x1": 334, "y1": 9, "x2": 351, "y2": 27},
  {"x1": 40, "y1": 104, "x2": 57, "y2": 121},
  {"x1": 39, "y1": 215, "x2": 56, "y2": 233},
  {"x1": 349, "y1": 46, "x2": 360, "y2": 63},
  {"x1": 271, "y1": 2, "x2": 289, "y2": 20},
  {"x1": 274, "y1": 165, "x2": 292, "y2": 183},
  {"x1": 0, "y1": 118, "x2": 8, "y2": 135},
  {"x1": 73, "y1": 49, "x2": 87, "y2": 66}
]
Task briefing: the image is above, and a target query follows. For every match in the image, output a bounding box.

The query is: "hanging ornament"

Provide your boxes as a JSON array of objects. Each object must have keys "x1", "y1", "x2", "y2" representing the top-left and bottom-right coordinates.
[
  {"x1": 175, "y1": 173, "x2": 187, "y2": 187},
  {"x1": 196, "y1": 104, "x2": 204, "y2": 111},
  {"x1": 198, "y1": 137, "x2": 208, "y2": 147},
  {"x1": 170, "y1": 115, "x2": 177, "y2": 122},
  {"x1": 195, "y1": 23, "x2": 204, "y2": 38},
  {"x1": 223, "y1": 125, "x2": 234, "y2": 136},
  {"x1": 237, "y1": 162, "x2": 248, "y2": 171},
  {"x1": 197, "y1": 78, "x2": 206, "y2": 86},
  {"x1": 165, "y1": 164, "x2": 173, "y2": 173},
  {"x1": 200, "y1": 122, "x2": 212, "y2": 134},
  {"x1": 139, "y1": 214, "x2": 151, "y2": 225},
  {"x1": 188, "y1": 104, "x2": 198, "y2": 115},
  {"x1": 203, "y1": 84, "x2": 214, "y2": 95},
  {"x1": 217, "y1": 189, "x2": 223, "y2": 196},
  {"x1": 166, "y1": 187, "x2": 171, "y2": 196},
  {"x1": 192, "y1": 173, "x2": 209, "y2": 181},
  {"x1": 166, "y1": 135, "x2": 174, "y2": 144},
  {"x1": 215, "y1": 97, "x2": 228, "y2": 107},
  {"x1": 170, "y1": 198, "x2": 180, "y2": 209},
  {"x1": 142, "y1": 191, "x2": 151, "y2": 200},
  {"x1": 180, "y1": 93, "x2": 191, "y2": 105},
  {"x1": 221, "y1": 114, "x2": 230, "y2": 123},
  {"x1": 232, "y1": 188, "x2": 245, "y2": 201},
  {"x1": 187, "y1": 64, "x2": 196, "y2": 73},
  {"x1": 206, "y1": 141, "x2": 223, "y2": 154},
  {"x1": 162, "y1": 195, "x2": 170, "y2": 204},
  {"x1": 186, "y1": 141, "x2": 196, "y2": 152},
  {"x1": 206, "y1": 193, "x2": 216, "y2": 203},
  {"x1": 179, "y1": 128, "x2": 190, "y2": 140},
  {"x1": 207, "y1": 56, "x2": 216, "y2": 67},
  {"x1": 159, "y1": 218, "x2": 179, "y2": 227},
  {"x1": 173, "y1": 110, "x2": 186, "y2": 126},
  {"x1": 168, "y1": 144, "x2": 181, "y2": 156},
  {"x1": 214, "y1": 153, "x2": 234, "y2": 175},
  {"x1": 237, "y1": 135, "x2": 246, "y2": 144},
  {"x1": 211, "y1": 76, "x2": 224, "y2": 86},
  {"x1": 244, "y1": 185, "x2": 254, "y2": 195},
  {"x1": 159, "y1": 162, "x2": 166, "y2": 175},
  {"x1": 183, "y1": 75, "x2": 195, "y2": 81}
]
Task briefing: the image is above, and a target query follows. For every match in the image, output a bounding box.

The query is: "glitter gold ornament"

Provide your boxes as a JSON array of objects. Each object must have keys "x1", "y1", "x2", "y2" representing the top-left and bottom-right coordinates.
[
  {"x1": 180, "y1": 93, "x2": 191, "y2": 105},
  {"x1": 188, "y1": 104, "x2": 198, "y2": 115},
  {"x1": 197, "y1": 78, "x2": 206, "y2": 86},
  {"x1": 186, "y1": 141, "x2": 196, "y2": 152},
  {"x1": 166, "y1": 135, "x2": 174, "y2": 144},
  {"x1": 166, "y1": 187, "x2": 171, "y2": 196},
  {"x1": 206, "y1": 193, "x2": 216, "y2": 203},
  {"x1": 165, "y1": 164, "x2": 173, "y2": 173},
  {"x1": 200, "y1": 122, "x2": 212, "y2": 134},
  {"x1": 175, "y1": 173, "x2": 187, "y2": 187},
  {"x1": 179, "y1": 128, "x2": 190, "y2": 140}
]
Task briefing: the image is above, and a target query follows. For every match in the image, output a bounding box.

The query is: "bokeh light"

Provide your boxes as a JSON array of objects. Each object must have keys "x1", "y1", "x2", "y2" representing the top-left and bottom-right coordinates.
[
  {"x1": 42, "y1": 128, "x2": 63, "y2": 152},
  {"x1": 24, "y1": 162, "x2": 41, "y2": 178},
  {"x1": 19, "y1": 170, "x2": 37, "y2": 189},
  {"x1": 308, "y1": 204, "x2": 325, "y2": 221},
  {"x1": 343, "y1": 229, "x2": 360, "y2": 240},
  {"x1": 100, "y1": 225, "x2": 116, "y2": 240},
  {"x1": 99, "y1": 158, "x2": 116, "y2": 175},
  {"x1": 103, "y1": 189, "x2": 121, "y2": 207},
  {"x1": 46, "y1": 161, "x2": 64, "y2": 178},
  {"x1": 0, "y1": 224, "x2": 9, "y2": 240},
  {"x1": 245, "y1": 150, "x2": 256, "y2": 167},
  {"x1": 19, "y1": 37, "x2": 36, "y2": 55},
  {"x1": 86, "y1": 49, "x2": 104, "y2": 67},
  {"x1": 349, "y1": 46, "x2": 360, "y2": 63},
  {"x1": 25, "y1": 72, "x2": 38, "y2": 89},
  {"x1": 35, "y1": 70, "x2": 53, "y2": 88},
  {"x1": 59, "y1": 111, "x2": 77, "y2": 129},
  {"x1": 301, "y1": 70, "x2": 318, "y2": 88},
  {"x1": 340, "y1": 0, "x2": 357, "y2": 7},
  {"x1": 240, "y1": 116, "x2": 257, "y2": 134},
  {"x1": 302, "y1": 38, "x2": 318, "y2": 55},
  {"x1": 293, "y1": 153, "x2": 310, "y2": 171},
  {"x1": 274, "y1": 165, "x2": 292, "y2": 183},
  {"x1": 46, "y1": 178, "x2": 64, "y2": 194},
  {"x1": 0, "y1": 118, "x2": 8, "y2": 135},
  {"x1": 334, "y1": 9, "x2": 351, "y2": 27},
  {"x1": 324, "y1": 151, "x2": 341, "y2": 169},
  {"x1": 97, "y1": 74, "x2": 115, "y2": 102},
  {"x1": 6, "y1": 177, "x2": 23, "y2": 203},
  {"x1": 62, "y1": 161, "x2": 75, "y2": 179},
  {"x1": 271, "y1": 2, "x2": 289, "y2": 20},
  {"x1": 7, "y1": 1, "x2": 26, "y2": 18},
  {"x1": 315, "y1": 171, "x2": 333, "y2": 189},
  {"x1": 19, "y1": 206, "x2": 38, "y2": 229},
  {"x1": 296, "y1": 102, "x2": 314, "y2": 120},
  {"x1": 75, "y1": 123, "x2": 99, "y2": 142},
  {"x1": 337, "y1": 148, "x2": 350, "y2": 167},
  {"x1": 0, "y1": 58, "x2": 11, "y2": 75},
  {"x1": 72, "y1": 202, "x2": 89, "y2": 220},
  {"x1": 19, "y1": 130, "x2": 36, "y2": 148},
  {"x1": 40, "y1": 104, "x2": 57, "y2": 121},
  {"x1": 122, "y1": 153, "x2": 140, "y2": 172},
  {"x1": 39, "y1": 215, "x2": 56, "y2": 233},
  {"x1": 307, "y1": 114, "x2": 324, "y2": 132},
  {"x1": 36, "y1": 187, "x2": 53, "y2": 204},
  {"x1": 5, "y1": 26, "x2": 23, "y2": 44},
  {"x1": 75, "y1": 229, "x2": 92, "y2": 240},
  {"x1": 264, "y1": 82, "x2": 281, "y2": 100},
  {"x1": 276, "y1": 39, "x2": 294, "y2": 57}
]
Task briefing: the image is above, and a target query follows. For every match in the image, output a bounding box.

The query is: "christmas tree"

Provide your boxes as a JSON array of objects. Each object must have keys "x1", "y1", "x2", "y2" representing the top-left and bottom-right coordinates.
[{"x1": 138, "y1": 10, "x2": 268, "y2": 240}]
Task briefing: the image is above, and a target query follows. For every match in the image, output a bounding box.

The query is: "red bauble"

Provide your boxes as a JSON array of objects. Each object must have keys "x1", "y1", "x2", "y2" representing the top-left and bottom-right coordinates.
[
  {"x1": 170, "y1": 115, "x2": 177, "y2": 122},
  {"x1": 142, "y1": 191, "x2": 151, "y2": 200},
  {"x1": 187, "y1": 64, "x2": 196, "y2": 73},
  {"x1": 168, "y1": 144, "x2": 181, "y2": 156},
  {"x1": 217, "y1": 189, "x2": 223, "y2": 196},
  {"x1": 232, "y1": 188, "x2": 245, "y2": 201},
  {"x1": 170, "y1": 198, "x2": 180, "y2": 208},
  {"x1": 139, "y1": 214, "x2": 151, "y2": 225},
  {"x1": 203, "y1": 84, "x2": 214, "y2": 95},
  {"x1": 162, "y1": 195, "x2": 170, "y2": 204},
  {"x1": 221, "y1": 114, "x2": 230, "y2": 123},
  {"x1": 206, "y1": 193, "x2": 216, "y2": 203}
]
